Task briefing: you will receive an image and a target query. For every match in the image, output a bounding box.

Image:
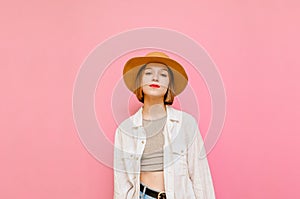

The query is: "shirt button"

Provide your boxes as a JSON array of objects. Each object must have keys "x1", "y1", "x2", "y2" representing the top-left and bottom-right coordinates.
[{"x1": 141, "y1": 141, "x2": 144, "y2": 144}]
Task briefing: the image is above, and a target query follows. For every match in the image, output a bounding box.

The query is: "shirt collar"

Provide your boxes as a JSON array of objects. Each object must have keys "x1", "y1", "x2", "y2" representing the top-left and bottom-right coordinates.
[{"x1": 132, "y1": 105, "x2": 180, "y2": 127}]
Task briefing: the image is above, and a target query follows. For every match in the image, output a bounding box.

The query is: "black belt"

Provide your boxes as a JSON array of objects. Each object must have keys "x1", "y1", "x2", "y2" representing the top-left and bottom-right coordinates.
[{"x1": 140, "y1": 184, "x2": 166, "y2": 199}]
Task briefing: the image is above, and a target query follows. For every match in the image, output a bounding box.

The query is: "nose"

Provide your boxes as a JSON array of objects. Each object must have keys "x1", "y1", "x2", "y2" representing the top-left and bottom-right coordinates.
[{"x1": 152, "y1": 72, "x2": 159, "y2": 82}]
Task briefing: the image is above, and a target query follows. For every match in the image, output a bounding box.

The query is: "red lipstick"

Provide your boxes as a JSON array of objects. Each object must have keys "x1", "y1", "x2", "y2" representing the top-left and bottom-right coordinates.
[{"x1": 149, "y1": 84, "x2": 160, "y2": 88}]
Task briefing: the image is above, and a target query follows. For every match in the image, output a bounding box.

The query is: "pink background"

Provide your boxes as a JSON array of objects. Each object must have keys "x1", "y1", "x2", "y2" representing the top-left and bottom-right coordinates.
[{"x1": 1, "y1": 0, "x2": 300, "y2": 198}]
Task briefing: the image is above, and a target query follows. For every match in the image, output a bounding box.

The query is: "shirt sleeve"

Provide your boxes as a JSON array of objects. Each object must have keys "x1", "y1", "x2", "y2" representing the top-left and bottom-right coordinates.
[
  {"x1": 187, "y1": 118, "x2": 216, "y2": 199},
  {"x1": 113, "y1": 127, "x2": 134, "y2": 199}
]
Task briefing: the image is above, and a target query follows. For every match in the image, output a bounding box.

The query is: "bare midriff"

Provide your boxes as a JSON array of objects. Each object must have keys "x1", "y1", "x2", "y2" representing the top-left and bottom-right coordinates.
[{"x1": 140, "y1": 171, "x2": 165, "y2": 191}]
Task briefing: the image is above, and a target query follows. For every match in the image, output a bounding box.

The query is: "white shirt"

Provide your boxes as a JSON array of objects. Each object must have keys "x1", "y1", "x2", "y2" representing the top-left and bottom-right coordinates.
[{"x1": 114, "y1": 105, "x2": 216, "y2": 199}]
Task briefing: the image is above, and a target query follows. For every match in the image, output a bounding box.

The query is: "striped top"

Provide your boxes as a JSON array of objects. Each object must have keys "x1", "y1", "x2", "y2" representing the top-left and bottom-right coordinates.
[{"x1": 140, "y1": 116, "x2": 167, "y2": 172}]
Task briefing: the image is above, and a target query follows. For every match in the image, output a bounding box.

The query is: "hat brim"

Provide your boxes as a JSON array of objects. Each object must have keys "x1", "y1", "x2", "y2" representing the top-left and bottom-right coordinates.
[{"x1": 123, "y1": 56, "x2": 188, "y2": 96}]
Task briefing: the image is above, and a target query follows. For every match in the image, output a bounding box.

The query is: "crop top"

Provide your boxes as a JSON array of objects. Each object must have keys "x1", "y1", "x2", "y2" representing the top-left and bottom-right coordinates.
[{"x1": 140, "y1": 116, "x2": 167, "y2": 172}]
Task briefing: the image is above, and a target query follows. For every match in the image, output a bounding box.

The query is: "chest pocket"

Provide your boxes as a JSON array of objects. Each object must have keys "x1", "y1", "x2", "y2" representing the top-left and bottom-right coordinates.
[
  {"x1": 172, "y1": 147, "x2": 188, "y2": 175},
  {"x1": 121, "y1": 152, "x2": 140, "y2": 174}
]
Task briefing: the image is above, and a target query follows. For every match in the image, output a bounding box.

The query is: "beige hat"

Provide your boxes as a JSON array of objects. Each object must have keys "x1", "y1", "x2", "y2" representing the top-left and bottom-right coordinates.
[{"x1": 123, "y1": 51, "x2": 188, "y2": 96}]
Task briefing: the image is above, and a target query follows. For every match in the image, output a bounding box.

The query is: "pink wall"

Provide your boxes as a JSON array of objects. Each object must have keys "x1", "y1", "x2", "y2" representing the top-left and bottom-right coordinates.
[{"x1": 1, "y1": 0, "x2": 300, "y2": 198}]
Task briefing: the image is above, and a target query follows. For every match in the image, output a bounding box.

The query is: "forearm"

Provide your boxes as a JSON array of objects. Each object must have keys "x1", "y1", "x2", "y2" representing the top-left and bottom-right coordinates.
[{"x1": 187, "y1": 125, "x2": 216, "y2": 199}]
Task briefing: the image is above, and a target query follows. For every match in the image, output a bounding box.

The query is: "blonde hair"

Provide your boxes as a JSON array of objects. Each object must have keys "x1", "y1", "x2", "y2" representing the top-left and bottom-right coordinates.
[{"x1": 134, "y1": 63, "x2": 175, "y2": 105}]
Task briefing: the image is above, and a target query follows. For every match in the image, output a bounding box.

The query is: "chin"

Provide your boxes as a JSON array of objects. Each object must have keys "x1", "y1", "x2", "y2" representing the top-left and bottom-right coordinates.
[{"x1": 143, "y1": 89, "x2": 166, "y2": 97}]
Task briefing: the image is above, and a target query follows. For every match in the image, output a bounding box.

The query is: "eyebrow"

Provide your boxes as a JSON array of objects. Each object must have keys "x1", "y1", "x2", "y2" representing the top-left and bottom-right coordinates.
[{"x1": 144, "y1": 67, "x2": 168, "y2": 72}]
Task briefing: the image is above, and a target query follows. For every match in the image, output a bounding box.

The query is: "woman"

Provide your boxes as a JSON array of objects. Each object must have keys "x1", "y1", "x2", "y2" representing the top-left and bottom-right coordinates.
[{"x1": 114, "y1": 52, "x2": 215, "y2": 199}]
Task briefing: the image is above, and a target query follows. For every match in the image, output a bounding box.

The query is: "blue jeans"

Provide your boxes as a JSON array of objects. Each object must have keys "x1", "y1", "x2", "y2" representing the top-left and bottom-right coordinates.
[
  {"x1": 139, "y1": 190, "x2": 156, "y2": 199},
  {"x1": 139, "y1": 183, "x2": 157, "y2": 199}
]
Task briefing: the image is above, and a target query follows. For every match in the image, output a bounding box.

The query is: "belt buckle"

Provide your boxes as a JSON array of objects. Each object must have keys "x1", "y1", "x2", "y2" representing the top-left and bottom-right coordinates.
[{"x1": 157, "y1": 191, "x2": 166, "y2": 199}]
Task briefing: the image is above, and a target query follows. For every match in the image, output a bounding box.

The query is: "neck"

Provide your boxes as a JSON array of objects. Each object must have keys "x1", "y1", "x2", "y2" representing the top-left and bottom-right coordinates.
[{"x1": 142, "y1": 96, "x2": 166, "y2": 120}]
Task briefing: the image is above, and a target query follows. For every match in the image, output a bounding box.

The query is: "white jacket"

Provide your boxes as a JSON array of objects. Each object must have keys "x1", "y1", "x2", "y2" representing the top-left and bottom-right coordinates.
[{"x1": 114, "y1": 105, "x2": 216, "y2": 199}]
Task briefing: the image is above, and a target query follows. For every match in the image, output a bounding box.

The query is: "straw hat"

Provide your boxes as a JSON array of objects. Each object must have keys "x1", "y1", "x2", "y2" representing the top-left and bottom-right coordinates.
[{"x1": 123, "y1": 51, "x2": 188, "y2": 96}]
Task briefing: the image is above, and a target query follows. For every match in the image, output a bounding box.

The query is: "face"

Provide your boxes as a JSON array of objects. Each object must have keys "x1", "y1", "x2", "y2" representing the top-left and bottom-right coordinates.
[{"x1": 141, "y1": 63, "x2": 170, "y2": 98}]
